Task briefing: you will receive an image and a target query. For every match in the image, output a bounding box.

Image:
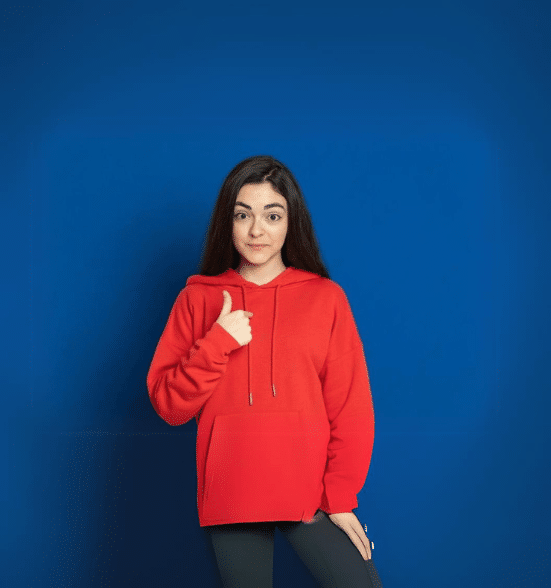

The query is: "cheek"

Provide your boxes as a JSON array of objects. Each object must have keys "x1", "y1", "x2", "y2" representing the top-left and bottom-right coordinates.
[{"x1": 235, "y1": 226, "x2": 249, "y2": 247}]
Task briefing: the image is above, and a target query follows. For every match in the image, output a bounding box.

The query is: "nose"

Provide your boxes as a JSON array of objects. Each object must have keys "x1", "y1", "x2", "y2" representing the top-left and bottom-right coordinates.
[{"x1": 249, "y1": 216, "x2": 265, "y2": 236}]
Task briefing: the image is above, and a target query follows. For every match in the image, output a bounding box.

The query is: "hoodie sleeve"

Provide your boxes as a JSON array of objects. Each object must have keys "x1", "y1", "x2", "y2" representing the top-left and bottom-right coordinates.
[
  {"x1": 318, "y1": 285, "x2": 375, "y2": 514},
  {"x1": 147, "y1": 288, "x2": 242, "y2": 426}
]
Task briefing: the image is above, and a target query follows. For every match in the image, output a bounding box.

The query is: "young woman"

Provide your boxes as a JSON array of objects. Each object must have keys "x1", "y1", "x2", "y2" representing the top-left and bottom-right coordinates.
[{"x1": 147, "y1": 155, "x2": 382, "y2": 587}]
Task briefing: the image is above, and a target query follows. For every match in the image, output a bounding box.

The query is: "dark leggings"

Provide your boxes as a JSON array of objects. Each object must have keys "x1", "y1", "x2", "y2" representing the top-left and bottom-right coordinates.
[{"x1": 203, "y1": 510, "x2": 383, "y2": 588}]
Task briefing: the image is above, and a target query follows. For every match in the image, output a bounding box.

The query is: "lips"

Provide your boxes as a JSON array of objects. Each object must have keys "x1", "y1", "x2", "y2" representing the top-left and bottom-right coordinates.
[{"x1": 248, "y1": 244, "x2": 268, "y2": 248}]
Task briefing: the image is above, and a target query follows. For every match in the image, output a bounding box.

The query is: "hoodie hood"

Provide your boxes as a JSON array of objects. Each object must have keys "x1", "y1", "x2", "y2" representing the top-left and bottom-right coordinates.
[{"x1": 186, "y1": 266, "x2": 321, "y2": 407}]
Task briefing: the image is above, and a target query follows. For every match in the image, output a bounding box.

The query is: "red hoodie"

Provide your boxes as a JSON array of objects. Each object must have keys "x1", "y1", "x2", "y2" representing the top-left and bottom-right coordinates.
[{"x1": 147, "y1": 266, "x2": 375, "y2": 527}]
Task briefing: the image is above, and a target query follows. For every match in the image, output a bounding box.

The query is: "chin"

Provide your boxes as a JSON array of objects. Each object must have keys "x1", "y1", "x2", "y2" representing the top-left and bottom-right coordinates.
[{"x1": 240, "y1": 252, "x2": 272, "y2": 267}]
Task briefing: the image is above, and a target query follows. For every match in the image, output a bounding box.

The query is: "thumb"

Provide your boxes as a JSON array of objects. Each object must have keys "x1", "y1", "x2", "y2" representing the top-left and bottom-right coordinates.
[{"x1": 218, "y1": 289, "x2": 232, "y2": 318}]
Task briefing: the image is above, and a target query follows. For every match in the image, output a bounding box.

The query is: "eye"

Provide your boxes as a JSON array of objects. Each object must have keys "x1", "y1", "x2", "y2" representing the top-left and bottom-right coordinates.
[{"x1": 233, "y1": 212, "x2": 283, "y2": 221}]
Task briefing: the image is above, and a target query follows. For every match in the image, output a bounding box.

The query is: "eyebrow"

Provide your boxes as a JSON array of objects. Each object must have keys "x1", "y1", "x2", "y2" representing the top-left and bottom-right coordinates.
[{"x1": 234, "y1": 201, "x2": 286, "y2": 212}]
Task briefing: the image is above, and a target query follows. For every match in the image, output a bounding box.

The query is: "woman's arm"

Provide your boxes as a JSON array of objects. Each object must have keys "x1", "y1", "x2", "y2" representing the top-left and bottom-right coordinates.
[
  {"x1": 146, "y1": 288, "x2": 242, "y2": 426},
  {"x1": 318, "y1": 286, "x2": 375, "y2": 514}
]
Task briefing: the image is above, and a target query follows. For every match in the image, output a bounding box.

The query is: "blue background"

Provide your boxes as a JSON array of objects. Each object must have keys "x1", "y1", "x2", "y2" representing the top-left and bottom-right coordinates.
[{"x1": 2, "y1": 1, "x2": 550, "y2": 586}]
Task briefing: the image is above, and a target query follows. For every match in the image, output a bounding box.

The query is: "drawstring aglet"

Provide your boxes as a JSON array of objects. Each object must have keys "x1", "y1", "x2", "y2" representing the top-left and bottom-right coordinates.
[{"x1": 272, "y1": 384, "x2": 276, "y2": 397}]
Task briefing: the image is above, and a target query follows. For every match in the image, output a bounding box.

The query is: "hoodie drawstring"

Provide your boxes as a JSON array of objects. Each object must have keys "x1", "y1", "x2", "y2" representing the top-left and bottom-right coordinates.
[{"x1": 241, "y1": 283, "x2": 280, "y2": 407}]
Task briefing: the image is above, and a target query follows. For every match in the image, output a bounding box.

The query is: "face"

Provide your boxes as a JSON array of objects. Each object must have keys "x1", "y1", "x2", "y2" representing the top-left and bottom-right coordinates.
[{"x1": 232, "y1": 182, "x2": 289, "y2": 270}]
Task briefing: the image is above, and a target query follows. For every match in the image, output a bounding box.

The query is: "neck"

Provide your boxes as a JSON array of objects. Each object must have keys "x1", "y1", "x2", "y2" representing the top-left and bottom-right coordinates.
[{"x1": 237, "y1": 260, "x2": 287, "y2": 285}]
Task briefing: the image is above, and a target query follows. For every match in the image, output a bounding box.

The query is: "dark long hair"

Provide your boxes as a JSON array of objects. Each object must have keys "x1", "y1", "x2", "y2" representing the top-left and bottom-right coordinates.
[{"x1": 198, "y1": 155, "x2": 330, "y2": 279}]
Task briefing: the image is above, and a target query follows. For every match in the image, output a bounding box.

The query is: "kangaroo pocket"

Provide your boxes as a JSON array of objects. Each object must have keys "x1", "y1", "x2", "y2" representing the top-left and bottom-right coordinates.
[{"x1": 202, "y1": 411, "x2": 329, "y2": 522}]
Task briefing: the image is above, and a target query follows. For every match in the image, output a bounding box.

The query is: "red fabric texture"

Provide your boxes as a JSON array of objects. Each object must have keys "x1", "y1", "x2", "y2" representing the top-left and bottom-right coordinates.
[{"x1": 147, "y1": 266, "x2": 375, "y2": 527}]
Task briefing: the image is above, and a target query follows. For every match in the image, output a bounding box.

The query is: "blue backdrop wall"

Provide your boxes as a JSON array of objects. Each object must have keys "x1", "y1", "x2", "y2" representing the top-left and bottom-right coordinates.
[{"x1": 2, "y1": 1, "x2": 550, "y2": 586}]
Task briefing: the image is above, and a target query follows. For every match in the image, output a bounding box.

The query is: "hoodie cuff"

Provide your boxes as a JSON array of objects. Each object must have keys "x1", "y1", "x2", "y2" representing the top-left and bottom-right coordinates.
[
  {"x1": 319, "y1": 496, "x2": 359, "y2": 515},
  {"x1": 206, "y1": 321, "x2": 243, "y2": 356}
]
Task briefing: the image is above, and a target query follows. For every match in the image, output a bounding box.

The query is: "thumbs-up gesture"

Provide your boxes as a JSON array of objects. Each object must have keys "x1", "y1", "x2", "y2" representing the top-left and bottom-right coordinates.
[{"x1": 216, "y1": 290, "x2": 253, "y2": 346}]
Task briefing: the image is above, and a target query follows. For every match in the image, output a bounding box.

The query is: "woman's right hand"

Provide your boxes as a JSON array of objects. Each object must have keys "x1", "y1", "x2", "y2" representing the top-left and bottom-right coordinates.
[{"x1": 216, "y1": 290, "x2": 253, "y2": 346}]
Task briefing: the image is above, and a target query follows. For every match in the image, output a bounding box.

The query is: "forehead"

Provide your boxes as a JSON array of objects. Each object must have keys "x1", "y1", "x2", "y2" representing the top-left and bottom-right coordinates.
[{"x1": 235, "y1": 183, "x2": 287, "y2": 208}]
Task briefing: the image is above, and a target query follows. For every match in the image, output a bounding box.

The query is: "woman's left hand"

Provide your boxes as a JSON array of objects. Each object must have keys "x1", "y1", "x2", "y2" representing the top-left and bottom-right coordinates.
[{"x1": 328, "y1": 512, "x2": 372, "y2": 560}]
